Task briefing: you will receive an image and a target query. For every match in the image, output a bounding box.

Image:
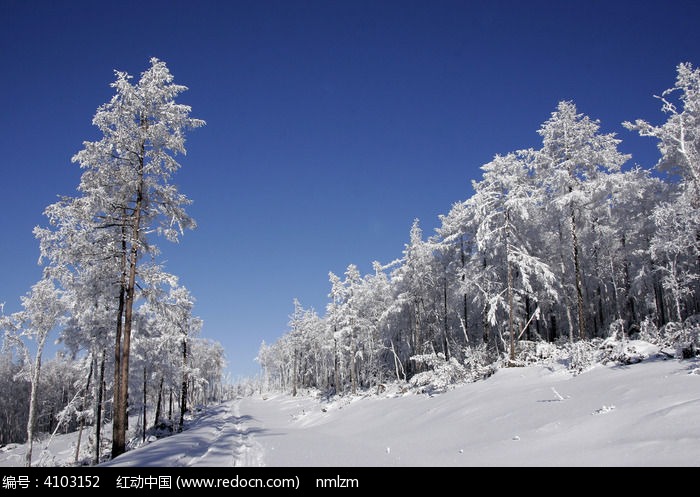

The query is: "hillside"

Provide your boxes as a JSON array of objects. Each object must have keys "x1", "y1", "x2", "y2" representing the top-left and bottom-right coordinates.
[{"x1": 3, "y1": 345, "x2": 698, "y2": 467}]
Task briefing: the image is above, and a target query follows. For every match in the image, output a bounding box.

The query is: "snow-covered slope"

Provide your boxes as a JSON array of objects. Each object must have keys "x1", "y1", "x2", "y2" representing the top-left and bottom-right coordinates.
[
  {"x1": 110, "y1": 356, "x2": 700, "y2": 467},
  {"x1": 3, "y1": 356, "x2": 699, "y2": 467}
]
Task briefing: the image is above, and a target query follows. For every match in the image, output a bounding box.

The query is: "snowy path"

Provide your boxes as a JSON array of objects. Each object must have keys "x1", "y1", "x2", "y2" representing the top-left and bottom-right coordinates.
[
  {"x1": 185, "y1": 401, "x2": 264, "y2": 467},
  {"x1": 103, "y1": 401, "x2": 265, "y2": 467}
]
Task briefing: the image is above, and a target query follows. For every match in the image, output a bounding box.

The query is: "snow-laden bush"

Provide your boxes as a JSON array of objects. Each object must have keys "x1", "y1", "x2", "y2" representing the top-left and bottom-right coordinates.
[
  {"x1": 535, "y1": 341, "x2": 562, "y2": 361},
  {"x1": 660, "y1": 316, "x2": 700, "y2": 358},
  {"x1": 639, "y1": 316, "x2": 660, "y2": 343},
  {"x1": 599, "y1": 338, "x2": 648, "y2": 365},
  {"x1": 409, "y1": 353, "x2": 469, "y2": 394},
  {"x1": 463, "y1": 344, "x2": 498, "y2": 381},
  {"x1": 608, "y1": 318, "x2": 626, "y2": 341},
  {"x1": 598, "y1": 320, "x2": 649, "y2": 365},
  {"x1": 512, "y1": 340, "x2": 564, "y2": 365},
  {"x1": 510, "y1": 340, "x2": 537, "y2": 365},
  {"x1": 565, "y1": 340, "x2": 598, "y2": 374}
]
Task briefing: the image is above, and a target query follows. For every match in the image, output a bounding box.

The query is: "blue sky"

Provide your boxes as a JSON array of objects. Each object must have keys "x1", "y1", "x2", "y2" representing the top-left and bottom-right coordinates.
[{"x1": 1, "y1": 0, "x2": 698, "y2": 378}]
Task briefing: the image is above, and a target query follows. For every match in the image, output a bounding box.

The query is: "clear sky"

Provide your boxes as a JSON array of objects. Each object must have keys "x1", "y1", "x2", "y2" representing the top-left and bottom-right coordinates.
[{"x1": 1, "y1": 0, "x2": 698, "y2": 378}]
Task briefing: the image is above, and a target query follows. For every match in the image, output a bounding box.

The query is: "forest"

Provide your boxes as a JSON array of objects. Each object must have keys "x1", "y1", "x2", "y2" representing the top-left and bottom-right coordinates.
[
  {"x1": 1, "y1": 60, "x2": 699, "y2": 467},
  {"x1": 258, "y1": 63, "x2": 700, "y2": 396}
]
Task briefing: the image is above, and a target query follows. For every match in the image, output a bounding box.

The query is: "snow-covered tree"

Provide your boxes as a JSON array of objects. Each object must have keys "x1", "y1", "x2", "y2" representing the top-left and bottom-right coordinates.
[
  {"x1": 600, "y1": 168, "x2": 666, "y2": 331},
  {"x1": 0, "y1": 278, "x2": 64, "y2": 466},
  {"x1": 535, "y1": 101, "x2": 629, "y2": 340},
  {"x1": 327, "y1": 265, "x2": 365, "y2": 393},
  {"x1": 436, "y1": 198, "x2": 481, "y2": 348},
  {"x1": 35, "y1": 58, "x2": 204, "y2": 457},
  {"x1": 625, "y1": 63, "x2": 700, "y2": 322},
  {"x1": 0, "y1": 348, "x2": 30, "y2": 445},
  {"x1": 392, "y1": 220, "x2": 444, "y2": 372},
  {"x1": 625, "y1": 63, "x2": 700, "y2": 193},
  {"x1": 470, "y1": 151, "x2": 558, "y2": 360},
  {"x1": 356, "y1": 262, "x2": 395, "y2": 387},
  {"x1": 287, "y1": 298, "x2": 306, "y2": 397},
  {"x1": 189, "y1": 338, "x2": 226, "y2": 405}
]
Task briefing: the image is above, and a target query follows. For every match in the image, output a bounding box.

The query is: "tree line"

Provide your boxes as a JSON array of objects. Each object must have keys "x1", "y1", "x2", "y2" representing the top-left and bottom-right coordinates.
[
  {"x1": 1, "y1": 59, "x2": 227, "y2": 466},
  {"x1": 258, "y1": 63, "x2": 700, "y2": 396}
]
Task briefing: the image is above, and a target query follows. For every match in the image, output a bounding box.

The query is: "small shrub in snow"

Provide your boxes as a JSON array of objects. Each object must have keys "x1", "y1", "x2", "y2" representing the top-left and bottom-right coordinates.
[
  {"x1": 535, "y1": 341, "x2": 560, "y2": 361},
  {"x1": 463, "y1": 344, "x2": 498, "y2": 381},
  {"x1": 513, "y1": 340, "x2": 563, "y2": 365},
  {"x1": 660, "y1": 317, "x2": 700, "y2": 358},
  {"x1": 409, "y1": 353, "x2": 469, "y2": 394},
  {"x1": 660, "y1": 321, "x2": 683, "y2": 351},
  {"x1": 566, "y1": 340, "x2": 598, "y2": 374},
  {"x1": 600, "y1": 338, "x2": 646, "y2": 365},
  {"x1": 639, "y1": 316, "x2": 660, "y2": 344},
  {"x1": 680, "y1": 316, "x2": 700, "y2": 358},
  {"x1": 408, "y1": 346, "x2": 498, "y2": 394},
  {"x1": 608, "y1": 318, "x2": 626, "y2": 341},
  {"x1": 512, "y1": 341, "x2": 538, "y2": 365}
]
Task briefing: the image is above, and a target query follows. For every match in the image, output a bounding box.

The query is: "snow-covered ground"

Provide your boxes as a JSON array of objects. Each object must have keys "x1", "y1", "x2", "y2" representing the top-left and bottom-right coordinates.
[{"x1": 2, "y1": 354, "x2": 699, "y2": 467}]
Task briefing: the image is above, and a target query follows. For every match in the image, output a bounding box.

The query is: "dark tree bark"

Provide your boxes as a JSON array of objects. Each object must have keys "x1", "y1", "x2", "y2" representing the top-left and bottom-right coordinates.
[
  {"x1": 179, "y1": 337, "x2": 188, "y2": 432},
  {"x1": 93, "y1": 350, "x2": 105, "y2": 465},
  {"x1": 571, "y1": 208, "x2": 586, "y2": 340},
  {"x1": 142, "y1": 365, "x2": 147, "y2": 443},
  {"x1": 113, "y1": 134, "x2": 145, "y2": 458},
  {"x1": 153, "y1": 376, "x2": 164, "y2": 429}
]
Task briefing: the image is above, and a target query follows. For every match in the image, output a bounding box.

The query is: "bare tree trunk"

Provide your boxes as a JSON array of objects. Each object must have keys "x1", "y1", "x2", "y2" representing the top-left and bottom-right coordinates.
[
  {"x1": 461, "y1": 235, "x2": 469, "y2": 345},
  {"x1": 111, "y1": 229, "x2": 127, "y2": 459},
  {"x1": 292, "y1": 348, "x2": 298, "y2": 397},
  {"x1": 389, "y1": 339, "x2": 406, "y2": 382},
  {"x1": 153, "y1": 376, "x2": 164, "y2": 429},
  {"x1": 350, "y1": 346, "x2": 357, "y2": 395},
  {"x1": 74, "y1": 359, "x2": 93, "y2": 464},
  {"x1": 525, "y1": 296, "x2": 532, "y2": 341},
  {"x1": 414, "y1": 301, "x2": 422, "y2": 356},
  {"x1": 571, "y1": 209, "x2": 586, "y2": 340},
  {"x1": 179, "y1": 337, "x2": 188, "y2": 432},
  {"x1": 142, "y1": 365, "x2": 147, "y2": 443},
  {"x1": 25, "y1": 336, "x2": 47, "y2": 467},
  {"x1": 443, "y1": 274, "x2": 450, "y2": 360},
  {"x1": 565, "y1": 303, "x2": 574, "y2": 342},
  {"x1": 482, "y1": 304, "x2": 491, "y2": 347},
  {"x1": 350, "y1": 323, "x2": 358, "y2": 395},
  {"x1": 333, "y1": 336, "x2": 340, "y2": 395},
  {"x1": 508, "y1": 259, "x2": 515, "y2": 361},
  {"x1": 93, "y1": 350, "x2": 105, "y2": 466},
  {"x1": 506, "y1": 209, "x2": 516, "y2": 362},
  {"x1": 113, "y1": 128, "x2": 146, "y2": 458},
  {"x1": 116, "y1": 227, "x2": 140, "y2": 452}
]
